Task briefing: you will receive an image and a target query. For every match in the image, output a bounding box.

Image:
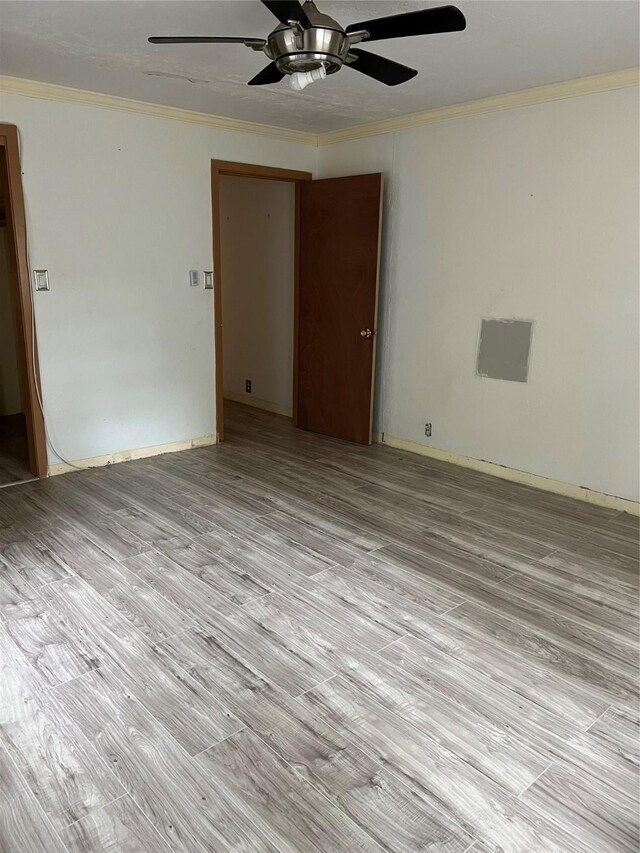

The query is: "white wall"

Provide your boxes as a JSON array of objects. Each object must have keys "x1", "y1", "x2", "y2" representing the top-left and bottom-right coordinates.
[
  {"x1": 1, "y1": 86, "x2": 637, "y2": 502},
  {"x1": 0, "y1": 228, "x2": 23, "y2": 415},
  {"x1": 219, "y1": 176, "x2": 294, "y2": 414},
  {"x1": 318, "y1": 86, "x2": 640, "y2": 502},
  {"x1": 0, "y1": 93, "x2": 315, "y2": 463}
]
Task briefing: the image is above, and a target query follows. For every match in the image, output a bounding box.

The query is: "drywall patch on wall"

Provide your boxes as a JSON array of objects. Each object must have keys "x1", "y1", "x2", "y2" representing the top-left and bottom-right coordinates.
[{"x1": 477, "y1": 318, "x2": 533, "y2": 383}]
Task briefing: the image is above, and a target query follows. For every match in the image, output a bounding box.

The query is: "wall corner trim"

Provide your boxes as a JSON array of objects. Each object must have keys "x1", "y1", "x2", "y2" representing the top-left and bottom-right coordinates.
[
  {"x1": 47, "y1": 434, "x2": 217, "y2": 476},
  {"x1": 317, "y1": 67, "x2": 640, "y2": 145},
  {"x1": 375, "y1": 433, "x2": 639, "y2": 516},
  {"x1": 0, "y1": 75, "x2": 318, "y2": 145}
]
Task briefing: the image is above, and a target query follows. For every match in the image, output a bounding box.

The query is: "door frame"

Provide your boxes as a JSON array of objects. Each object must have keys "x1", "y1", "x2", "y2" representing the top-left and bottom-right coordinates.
[
  {"x1": 210, "y1": 160, "x2": 312, "y2": 442},
  {"x1": 0, "y1": 124, "x2": 47, "y2": 478}
]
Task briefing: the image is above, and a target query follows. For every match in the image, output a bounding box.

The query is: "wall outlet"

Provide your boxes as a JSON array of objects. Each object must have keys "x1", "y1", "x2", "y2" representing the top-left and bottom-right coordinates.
[
  {"x1": 245, "y1": 379, "x2": 252, "y2": 393},
  {"x1": 424, "y1": 423, "x2": 432, "y2": 437}
]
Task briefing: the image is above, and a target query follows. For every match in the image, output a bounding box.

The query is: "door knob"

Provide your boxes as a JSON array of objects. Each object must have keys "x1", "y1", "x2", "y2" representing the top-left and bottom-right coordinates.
[{"x1": 360, "y1": 328, "x2": 373, "y2": 338}]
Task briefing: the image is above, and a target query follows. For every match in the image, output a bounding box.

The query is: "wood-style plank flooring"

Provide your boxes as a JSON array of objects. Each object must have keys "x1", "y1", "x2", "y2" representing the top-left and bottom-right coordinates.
[{"x1": 0, "y1": 401, "x2": 638, "y2": 852}]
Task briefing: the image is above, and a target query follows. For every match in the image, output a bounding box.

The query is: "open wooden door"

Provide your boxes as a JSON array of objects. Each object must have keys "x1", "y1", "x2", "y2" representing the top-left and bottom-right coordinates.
[{"x1": 296, "y1": 173, "x2": 383, "y2": 444}]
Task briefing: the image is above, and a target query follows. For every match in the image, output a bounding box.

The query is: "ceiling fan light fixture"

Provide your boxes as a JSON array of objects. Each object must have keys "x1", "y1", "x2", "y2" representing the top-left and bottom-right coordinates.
[
  {"x1": 289, "y1": 63, "x2": 327, "y2": 90},
  {"x1": 148, "y1": 2, "x2": 465, "y2": 88}
]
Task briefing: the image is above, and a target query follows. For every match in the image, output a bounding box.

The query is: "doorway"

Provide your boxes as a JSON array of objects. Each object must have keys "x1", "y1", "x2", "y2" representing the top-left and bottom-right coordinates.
[
  {"x1": 212, "y1": 161, "x2": 311, "y2": 442},
  {"x1": 219, "y1": 174, "x2": 296, "y2": 437},
  {"x1": 0, "y1": 125, "x2": 47, "y2": 484},
  {"x1": 211, "y1": 160, "x2": 383, "y2": 447}
]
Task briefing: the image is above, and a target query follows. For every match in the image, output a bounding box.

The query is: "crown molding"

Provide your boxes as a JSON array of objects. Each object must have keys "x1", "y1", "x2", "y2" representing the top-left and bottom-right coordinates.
[
  {"x1": 1, "y1": 67, "x2": 638, "y2": 149},
  {"x1": 0, "y1": 75, "x2": 318, "y2": 145},
  {"x1": 317, "y1": 67, "x2": 640, "y2": 146}
]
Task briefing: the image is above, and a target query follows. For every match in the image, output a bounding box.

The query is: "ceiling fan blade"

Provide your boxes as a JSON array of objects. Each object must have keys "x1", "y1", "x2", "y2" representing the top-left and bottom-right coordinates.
[
  {"x1": 149, "y1": 36, "x2": 265, "y2": 47},
  {"x1": 346, "y1": 49, "x2": 417, "y2": 86},
  {"x1": 346, "y1": 5, "x2": 466, "y2": 42},
  {"x1": 248, "y1": 61, "x2": 286, "y2": 86},
  {"x1": 260, "y1": 1, "x2": 311, "y2": 28}
]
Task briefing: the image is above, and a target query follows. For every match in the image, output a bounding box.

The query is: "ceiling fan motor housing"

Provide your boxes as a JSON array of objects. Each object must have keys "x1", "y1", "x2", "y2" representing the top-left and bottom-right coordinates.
[
  {"x1": 266, "y1": 2, "x2": 352, "y2": 75},
  {"x1": 149, "y1": 2, "x2": 466, "y2": 87},
  {"x1": 268, "y1": 25, "x2": 348, "y2": 74}
]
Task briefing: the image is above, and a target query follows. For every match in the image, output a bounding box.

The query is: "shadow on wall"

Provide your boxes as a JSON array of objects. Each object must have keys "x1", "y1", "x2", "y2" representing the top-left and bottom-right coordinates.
[{"x1": 0, "y1": 210, "x2": 24, "y2": 417}]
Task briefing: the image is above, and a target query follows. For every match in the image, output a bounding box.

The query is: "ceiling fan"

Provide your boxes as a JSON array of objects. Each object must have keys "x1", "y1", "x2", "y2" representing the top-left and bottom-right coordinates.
[{"x1": 149, "y1": 1, "x2": 466, "y2": 91}]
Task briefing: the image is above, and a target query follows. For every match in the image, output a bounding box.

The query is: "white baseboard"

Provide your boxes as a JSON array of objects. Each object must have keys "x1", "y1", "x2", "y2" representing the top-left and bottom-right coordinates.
[
  {"x1": 47, "y1": 420, "x2": 637, "y2": 515},
  {"x1": 224, "y1": 390, "x2": 292, "y2": 418},
  {"x1": 48, "y1": 433, "x2": 217, "y2": 476},
  {"x1": 376, "y1": 433, "x2": 639, "y2": 516}
]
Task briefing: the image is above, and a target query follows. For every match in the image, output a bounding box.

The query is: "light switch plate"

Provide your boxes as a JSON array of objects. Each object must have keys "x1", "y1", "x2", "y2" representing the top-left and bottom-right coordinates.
[
  {"x1": 203, "y1": 271, "x2": 214, "y2": 290},
  {"x1": 189, "y1": 270, "x2": 200, "y2": 287},
  {"x1": 33, "y1": 270, "x2": 50, "y2": 291}
]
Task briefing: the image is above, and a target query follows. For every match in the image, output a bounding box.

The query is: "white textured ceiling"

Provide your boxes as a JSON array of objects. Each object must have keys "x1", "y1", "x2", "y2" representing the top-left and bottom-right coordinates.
[{"x1": 0, "y1": 1, "x2": 638, "y2": 132}]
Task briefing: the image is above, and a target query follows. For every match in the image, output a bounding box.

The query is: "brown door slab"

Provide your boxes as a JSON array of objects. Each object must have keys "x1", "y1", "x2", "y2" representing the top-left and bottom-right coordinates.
[{"x1": 296, "y1": 174, "x2": 383, "y2": 444}]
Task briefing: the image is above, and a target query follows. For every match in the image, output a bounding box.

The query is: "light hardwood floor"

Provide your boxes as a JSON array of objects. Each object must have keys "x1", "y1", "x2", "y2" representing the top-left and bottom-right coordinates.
[{"x1": 0, "y1": 401, "x2": 638, "y2": 852}]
